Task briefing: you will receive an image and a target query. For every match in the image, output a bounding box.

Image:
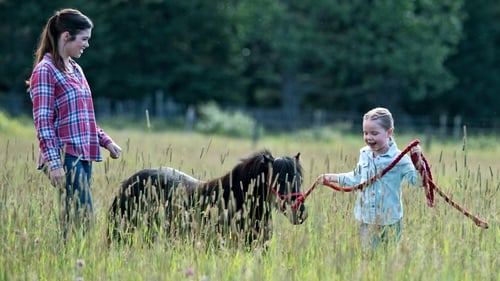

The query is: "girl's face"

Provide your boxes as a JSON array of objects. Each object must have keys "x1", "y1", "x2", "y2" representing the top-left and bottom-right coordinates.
[
  {"x1": 59, "y1": 29, "x2": 91, "y2": 60},
  {"x1": 362, "y1": 119, "x2": 393, "y2": 155}
]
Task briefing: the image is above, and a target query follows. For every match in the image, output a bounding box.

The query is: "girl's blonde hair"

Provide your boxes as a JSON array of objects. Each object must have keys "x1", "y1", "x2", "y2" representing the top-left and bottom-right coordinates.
[
  {"x1": 363, "y1": 107, "x2": 394, "y2": 131},
  {"x1": 363, "y1": 107, "x2": 395, "y2": 141}
]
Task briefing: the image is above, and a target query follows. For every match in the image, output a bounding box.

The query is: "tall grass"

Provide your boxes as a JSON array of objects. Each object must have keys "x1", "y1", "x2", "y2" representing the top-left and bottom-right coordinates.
[{"x1": 0, "y1": 127, "x2": 498, "y2": 281}]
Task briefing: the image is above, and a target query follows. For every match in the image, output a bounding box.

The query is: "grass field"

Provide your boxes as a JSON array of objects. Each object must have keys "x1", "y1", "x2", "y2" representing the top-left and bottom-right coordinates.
[{"x1": 0, "y1": 125, "x2": 498, "y2": 281}]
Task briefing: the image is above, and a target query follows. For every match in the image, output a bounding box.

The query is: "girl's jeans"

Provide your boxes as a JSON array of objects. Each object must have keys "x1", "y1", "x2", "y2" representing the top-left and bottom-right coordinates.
[{"x1": 359, "y1": 220, "x2": 401, "y2": 251}]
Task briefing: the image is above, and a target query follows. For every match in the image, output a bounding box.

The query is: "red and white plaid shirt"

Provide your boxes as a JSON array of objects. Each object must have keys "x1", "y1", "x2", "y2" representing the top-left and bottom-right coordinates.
[{"x1": 30, "y1": 53, "x2": 113, "y2": 171}]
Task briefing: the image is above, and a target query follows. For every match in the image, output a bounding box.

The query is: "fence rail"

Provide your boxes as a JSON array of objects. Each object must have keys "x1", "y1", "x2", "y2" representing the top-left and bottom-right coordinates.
[{"x1": 1, "y1": 94, "x2": 498, "y2": 138}]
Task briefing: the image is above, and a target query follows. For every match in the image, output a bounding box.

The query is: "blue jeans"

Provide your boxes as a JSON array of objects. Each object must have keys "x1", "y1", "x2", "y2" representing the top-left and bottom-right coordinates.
[
  {"x1": 59, "y1": 154, "x2": 94, "y2": 239},
  {"x1": 359, "y1": 220, "x2": 401, "y2": 251}
]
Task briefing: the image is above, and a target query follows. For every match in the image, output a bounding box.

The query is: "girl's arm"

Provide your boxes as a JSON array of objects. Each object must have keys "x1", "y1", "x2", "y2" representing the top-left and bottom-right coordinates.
[
  {"x1": 322, "y1": 173, "x2": 339, "y2": 182},
  {"x1": 322, "y1": 166, "x2": 362, "y2": 186},
  {"x1": 322, "y1": 150, "x2": 364, "y2": 186}
]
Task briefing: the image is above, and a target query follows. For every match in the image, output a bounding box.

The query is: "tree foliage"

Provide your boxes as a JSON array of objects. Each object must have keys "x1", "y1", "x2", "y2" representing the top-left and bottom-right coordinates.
[
  {"x1": 442, "y1": 0, "x2": 500, "y2": 122},
  {"x1": 1, "y1": 0, "x2": 498, "y2": 123}
]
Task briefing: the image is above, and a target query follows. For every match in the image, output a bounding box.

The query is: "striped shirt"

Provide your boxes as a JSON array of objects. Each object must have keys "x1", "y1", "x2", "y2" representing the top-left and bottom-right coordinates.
[
  {"x1": 338, "y1": 142, "x2": 419, "y2": 225},
  {"x1": 30, "y1": 53, "x2": 113, "y2": 171}
]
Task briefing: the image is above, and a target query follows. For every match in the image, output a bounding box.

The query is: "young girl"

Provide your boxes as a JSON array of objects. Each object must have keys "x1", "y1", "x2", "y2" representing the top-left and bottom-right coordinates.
[
  {"x1": 322, "y1": 107, "x2": 421, "y2": 251},
  {"x1": 28, "y1": 9, "x2": 122, "y2": 238}
]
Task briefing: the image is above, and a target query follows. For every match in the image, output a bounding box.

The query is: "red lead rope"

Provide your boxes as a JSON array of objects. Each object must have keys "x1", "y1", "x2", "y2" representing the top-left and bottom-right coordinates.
[{"x1": 292, "y1": 139, "x2": 489, "y2": 229}]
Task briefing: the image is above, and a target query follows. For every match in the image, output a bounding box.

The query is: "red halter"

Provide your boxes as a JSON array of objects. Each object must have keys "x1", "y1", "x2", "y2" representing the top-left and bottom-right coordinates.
[{"x1": 265, "y1": 165, "x2": 304, "y2": 212}]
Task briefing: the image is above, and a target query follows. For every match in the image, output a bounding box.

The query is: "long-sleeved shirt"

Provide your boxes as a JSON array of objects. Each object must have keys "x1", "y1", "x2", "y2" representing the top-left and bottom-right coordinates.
[
  {"x1": 30, "y1": 53, "x2": 112, "y2": 171},
  {"x1": 337, "y1": 142, "x2": 418, "y2": 225}
]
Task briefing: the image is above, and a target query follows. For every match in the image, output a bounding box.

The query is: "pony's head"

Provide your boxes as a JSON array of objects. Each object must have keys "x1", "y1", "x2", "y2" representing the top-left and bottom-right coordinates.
[
  {"x1": 228, "y1": 150, "x2": 308, "y2": 225},
  {"x1": 271, "y1": 153, "x2": 308, "y2": 225}
]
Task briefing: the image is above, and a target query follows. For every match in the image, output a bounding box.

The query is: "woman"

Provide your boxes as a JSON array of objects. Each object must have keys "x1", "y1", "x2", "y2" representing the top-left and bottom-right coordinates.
[{"x1": 28, "y1": 8, "x2": 121, "y2": 238}]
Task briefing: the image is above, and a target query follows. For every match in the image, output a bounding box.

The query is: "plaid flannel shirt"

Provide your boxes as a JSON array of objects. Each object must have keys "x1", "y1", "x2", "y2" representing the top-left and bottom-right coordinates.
[{"x1": 30, "y1": 53, "x2": 112, "y2": 171}]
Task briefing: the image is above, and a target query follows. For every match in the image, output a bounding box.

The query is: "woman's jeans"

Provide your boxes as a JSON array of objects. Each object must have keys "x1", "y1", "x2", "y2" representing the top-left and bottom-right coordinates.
[{"x1": 59, "y1": 155, "x2": 94, "y2": 239}]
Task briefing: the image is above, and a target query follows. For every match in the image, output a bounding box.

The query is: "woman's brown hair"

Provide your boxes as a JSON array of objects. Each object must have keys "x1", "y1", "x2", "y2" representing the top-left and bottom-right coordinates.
[{"x1": 31, "y1": 9, "x2": 93, "y2": 74}]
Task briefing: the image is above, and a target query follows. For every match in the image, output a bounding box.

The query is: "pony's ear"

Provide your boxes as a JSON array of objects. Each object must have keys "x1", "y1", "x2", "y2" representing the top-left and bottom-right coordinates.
[
  {"x1": 263, "y1": 151, "x2": 274, "y2": 164},
  {"x1": 294, "y1": 152, "x2": 301, "y2": 161}
]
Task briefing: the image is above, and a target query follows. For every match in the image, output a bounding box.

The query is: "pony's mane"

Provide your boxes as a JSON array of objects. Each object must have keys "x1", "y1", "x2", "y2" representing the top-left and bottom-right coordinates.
[
  {"x1": 203, "y1": 150, "x2": 273, "y2": 188},
  {"x1": 234, "y1": 149, "x2": 273, "y2": 176}
]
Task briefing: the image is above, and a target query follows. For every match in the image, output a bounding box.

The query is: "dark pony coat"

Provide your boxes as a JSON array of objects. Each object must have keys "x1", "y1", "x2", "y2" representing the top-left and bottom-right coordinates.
[{"x1": 108, "y1": 150, "x2": 307, "y2": 247}]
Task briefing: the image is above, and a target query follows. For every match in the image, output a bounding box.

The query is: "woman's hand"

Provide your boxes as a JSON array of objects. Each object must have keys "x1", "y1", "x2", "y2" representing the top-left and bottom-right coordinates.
[
  {"x1": 106, "y1": 142, "x2": 122, "y2": 159},
  {"x1": 49, "y1": 167, "x2": 66, "y2": 188}
]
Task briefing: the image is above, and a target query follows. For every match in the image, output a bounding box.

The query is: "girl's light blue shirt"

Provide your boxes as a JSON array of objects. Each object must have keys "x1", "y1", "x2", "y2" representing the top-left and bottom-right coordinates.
[{"x1": 338, "y1": 142, "x2": 419, "y2": 225}]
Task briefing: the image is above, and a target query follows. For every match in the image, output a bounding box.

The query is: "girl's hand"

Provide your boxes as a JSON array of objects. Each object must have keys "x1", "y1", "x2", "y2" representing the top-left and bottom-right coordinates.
[
  {"x1": 410, "y1": 145, "x2": 424, "y2": 170},
  {"x1": 411, "y1": 144, "x2": 422, "y2": 155},
  {"x1": 106, "y1": 142, "x2": 122, "y2": 159},
  {"x1": 322, "y1": 174, "x2": 337, "y2": 183}
]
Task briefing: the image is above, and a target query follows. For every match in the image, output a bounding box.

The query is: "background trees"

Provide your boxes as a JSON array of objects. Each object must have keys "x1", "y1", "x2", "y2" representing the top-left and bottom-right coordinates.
[
  {"x1": 442, "y1": 0, "x2": 500, "y2": 126},
  {"x1": 0, "y1": 0, "x2": 498, "y2": 127}
]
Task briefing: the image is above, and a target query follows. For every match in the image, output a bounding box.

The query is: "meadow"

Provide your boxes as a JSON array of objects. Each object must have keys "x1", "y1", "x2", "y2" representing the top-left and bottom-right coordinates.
[{"x1": 0, "y1": 123, "x2": 498, "y2": 281}]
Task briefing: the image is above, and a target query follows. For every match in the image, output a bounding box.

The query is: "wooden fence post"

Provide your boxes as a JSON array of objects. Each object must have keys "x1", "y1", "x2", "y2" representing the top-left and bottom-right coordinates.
[
  {"x1": 439, "y1": 113, "x2": 447, "y2": 138},
  {"x1": 453, "y1": 115, "x2": 462, "y2": 140}
]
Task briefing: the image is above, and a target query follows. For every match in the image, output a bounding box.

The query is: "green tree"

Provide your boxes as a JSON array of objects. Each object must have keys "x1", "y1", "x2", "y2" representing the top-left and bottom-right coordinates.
[
  {"x1": 442, "y1": 0, "x2": 500, "y2": 124},
  {"x1": 83, "y1": 0, "x2": 242, "y2": 108},
  {"x1": 0, "y1": 0, "x2": 67, "y2": 114},
  {"x1": 230, "y1": 0, "x2": 464, "y2": 120},
  {"x1": 1, "y1": 0, "x2": 491, "y2": 128},
  {"x1": 229, "y1": 0, "x2": 285, "y2": 108},
  {"x1": 298, "y1": 0, "x2": 464, "y2": 114}
]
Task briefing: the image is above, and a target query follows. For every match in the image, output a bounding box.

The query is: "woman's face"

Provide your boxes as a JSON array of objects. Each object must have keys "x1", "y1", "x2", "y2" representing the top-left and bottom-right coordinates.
[
  {"x1": 362, "y1": 119, "x2": 393, "y2": 154},
  {"x1": 59, "y1": 29, "x2": 91, "y2": 59}
]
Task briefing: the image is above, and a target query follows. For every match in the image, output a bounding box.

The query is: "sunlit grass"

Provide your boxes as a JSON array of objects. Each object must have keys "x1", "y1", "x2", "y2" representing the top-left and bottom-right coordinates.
[{"x1": 0, "y1": 126, "x2": 498, "y2": 281}]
